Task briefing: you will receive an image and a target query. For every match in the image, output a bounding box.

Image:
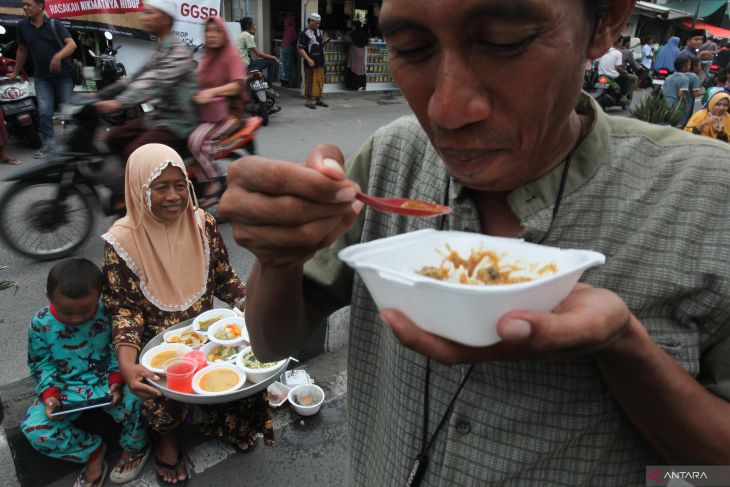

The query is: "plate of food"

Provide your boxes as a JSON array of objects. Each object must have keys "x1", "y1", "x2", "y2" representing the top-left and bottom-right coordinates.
[
  {"x1": 140, "y1": 343, "x2": 193, "y2": 375},
  {"x1": 207, "y1": 318, "x2": 249, "y2": 346},
  {"x1": 192, "y1": 364, "x2": 247, "y2": 396},
  {"x1": 192, "y1": 308, "x2": 237, "y2": 333},
  {"x1": 338, "y1": 229, "x2": 605, "y2": 347},
  {"x1": 163, "y1": 326, "x2": 207, "y2": 348},
  {"x1": 201, "y1": 342, "x2": 241, "y2": 365},
  {"x1": 139, "y1": 317, "x2": 289, "y2": 404},
  {"x1": 236, "y1": 346, "x2": 287, "y2": 384}
]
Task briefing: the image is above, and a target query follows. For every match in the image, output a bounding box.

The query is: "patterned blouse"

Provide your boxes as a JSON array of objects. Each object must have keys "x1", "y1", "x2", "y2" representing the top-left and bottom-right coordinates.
[{"x1": 103, "y1": 212, "x2": 246, "y2": 351}]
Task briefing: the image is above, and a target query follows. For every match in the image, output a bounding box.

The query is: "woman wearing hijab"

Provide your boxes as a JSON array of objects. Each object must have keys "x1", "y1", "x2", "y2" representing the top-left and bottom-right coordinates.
[
  {"x1": 344, "y1": 21, "x2": 368, "y2": 91},
  {"x1": 280, "y1": 15, "x2": 298, "y2": 87},
  {"x1": 684, "y1": 91, "x2": 730, "y2": 142},
  {"x1": 102, "y1": 144, "x2": 273, "y2": 486},
  {"x1": 188, "y1": 16, "x2": 247, "y2": 208},
  {"x1": 653, "y1": 36, "x2": 681, "y2": 73}
]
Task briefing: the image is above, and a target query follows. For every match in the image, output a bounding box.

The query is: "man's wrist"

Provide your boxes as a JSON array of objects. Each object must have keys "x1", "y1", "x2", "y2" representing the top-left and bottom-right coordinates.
[{"x1": 594, "y1": 314, "x2": 650, "y2": 364}]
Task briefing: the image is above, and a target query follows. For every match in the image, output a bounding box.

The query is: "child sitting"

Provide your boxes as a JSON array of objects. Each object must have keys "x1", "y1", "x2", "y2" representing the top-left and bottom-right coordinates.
[{"x1": 21, "y1": 259, "x2": 149, "y2": 487}]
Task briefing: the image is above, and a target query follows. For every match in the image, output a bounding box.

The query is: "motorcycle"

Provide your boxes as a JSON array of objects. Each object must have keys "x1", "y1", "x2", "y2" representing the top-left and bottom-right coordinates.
[
  {"x1": 86, "y1": 31, "x2": 143, "y2": 125},
  {"x1": 0, "y1": 26, "x2": 41, "y2": 148},
  {"x1": 651, "y1": 67, "x2": 671, "y2": 95},
  {"x1": 593, "y1": 74, "x2": 625, "y2": 110},
  {"x1": 0, "y1": 95, "x2": 262, "y2": 261},
  {"x1": 247, "y1": 68, "x2": 278, "y2": 126}
]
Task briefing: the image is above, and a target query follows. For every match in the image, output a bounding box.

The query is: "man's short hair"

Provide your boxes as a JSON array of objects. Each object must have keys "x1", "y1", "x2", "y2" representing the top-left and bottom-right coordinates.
[
  {"x1": 32, "y1": 0, "x2": 44, "y2": 6},
  {"x1": 240, "y1": 16, "x2": 254, "y2": 31},
  {"x1": 47, "y1": 258, "x2": 104, "y2": 299},
  {"x1": 674, "y1": 55, "x2": 691, "y2": 72},
  {"x1": 717, "y1": 69, "x2": 728, "y2": 84},
  {"x1": 642, "y1": 36, "x2": 653, "y2": 44}
]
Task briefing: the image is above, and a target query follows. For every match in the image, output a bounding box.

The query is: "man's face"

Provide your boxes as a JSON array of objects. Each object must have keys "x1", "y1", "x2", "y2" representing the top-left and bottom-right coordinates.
[
  {"x1": 308, "y1": 19, "x2": 321, "y2": 30},
  {"x1": 22, "y1": 0, "x2": 42, "y2": 18},
  {"x1": 688, "y1": 36, "x2": 704, "y2": 49},
  {"x1": 380, "y1": 0, "x2": 597, "y2": 192},
  {"x1": 141, "y1": 6, "x2": 170, "y2": 35}
]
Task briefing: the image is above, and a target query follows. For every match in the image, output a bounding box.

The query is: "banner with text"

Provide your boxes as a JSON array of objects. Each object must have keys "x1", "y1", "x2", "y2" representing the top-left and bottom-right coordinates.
[{"x1": 0, "y1": 0, "x2": 220, "y2": 42}]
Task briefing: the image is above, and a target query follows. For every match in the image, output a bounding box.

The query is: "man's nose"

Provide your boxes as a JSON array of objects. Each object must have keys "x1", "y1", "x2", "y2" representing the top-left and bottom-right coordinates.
[{"x1": 427, "y1": 52, "x2": 492, "y2": 131}]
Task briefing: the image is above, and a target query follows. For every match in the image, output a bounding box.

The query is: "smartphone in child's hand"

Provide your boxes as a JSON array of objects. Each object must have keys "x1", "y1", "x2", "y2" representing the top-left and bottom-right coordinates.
[{"x1": 49, "y1": 394, "x2": 114, "y2": 418}]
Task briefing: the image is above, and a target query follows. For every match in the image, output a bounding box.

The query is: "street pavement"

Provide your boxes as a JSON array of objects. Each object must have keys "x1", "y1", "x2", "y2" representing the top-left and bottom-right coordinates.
[{"x1": 0, "y1": 88, "x2": 411, "y2": 486}]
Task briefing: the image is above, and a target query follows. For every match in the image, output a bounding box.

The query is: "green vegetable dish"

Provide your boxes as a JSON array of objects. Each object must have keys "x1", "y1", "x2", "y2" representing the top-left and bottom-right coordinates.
[{"x1": 242, "y1": 350, "x2": 277, "y2": 369}]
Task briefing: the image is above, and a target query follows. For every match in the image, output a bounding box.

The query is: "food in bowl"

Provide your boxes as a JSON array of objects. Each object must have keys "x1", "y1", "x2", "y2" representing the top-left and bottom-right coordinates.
[
  {"x1": 240, "y1": 349, "x2": 278, "y2": 369},
  {"x1": 417, "y1": 244, "x2": 558, "y2": 286},
  {"x1": 207, "y1": 345, "x2": 238, "y2": 363},
  {"x1": 197, "y1": 315, "x2": 223, "y2": 331},
  {"x1": 166, "y1": 328, "x2": 206, "y2": 346},
  {"x1": 150, "y1": 350, "x2": 181, "y2": 369},
  {"x1": 292, "y1": 390, "x2": 315, "y2": 406},
  {"x1": 213, "y1": 323, "x2": 242, "y2": 341},
  {"x1": 198, "y1": 368, "x2": 241, "y2": 393},
  {"x1": 287, "y1": 384, "x2": 325, "y2": 416}
]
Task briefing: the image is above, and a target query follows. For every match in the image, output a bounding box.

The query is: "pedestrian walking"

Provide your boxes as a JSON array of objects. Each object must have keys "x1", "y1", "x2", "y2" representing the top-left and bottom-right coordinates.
[
  {"x1": 10, "y1": 0, "x2": 76, "y2": 158},
  {"x1": 279, "y1": 15, "x2": 298, "y2": 87},
  {"x1": 298, "y1": 13, "x2": 328, "y2": 109},
  {"x1": 344, "y1": 21, "x2": 368, "y2": 91}
]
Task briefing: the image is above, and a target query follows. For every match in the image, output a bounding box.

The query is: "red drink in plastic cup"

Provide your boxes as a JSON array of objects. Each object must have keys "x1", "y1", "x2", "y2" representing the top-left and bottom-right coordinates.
[
  {"x1": 164, "y1": 357, "x2": 196, "y2": 393},
  {"x1": 183, "y1": 350, "x2": 207, "y2": 373}
]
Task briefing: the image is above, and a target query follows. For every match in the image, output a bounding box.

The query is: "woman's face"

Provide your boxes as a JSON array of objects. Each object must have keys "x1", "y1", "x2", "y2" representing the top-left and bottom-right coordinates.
[
  {"x1": 711, "y1": 98, "x2": 729, "y2": 117},
  {"x1": 150, "y1": 165, "x2": 189, "y2": 223},
  {"x1": 205, "y1": 22, "x2": 225, "y2": 49}
]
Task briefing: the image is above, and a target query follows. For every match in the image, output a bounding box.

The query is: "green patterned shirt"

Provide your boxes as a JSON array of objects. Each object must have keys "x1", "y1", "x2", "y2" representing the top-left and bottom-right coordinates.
[{"x1": 304, "y1": 95, "x2": 730, "y2": 486}]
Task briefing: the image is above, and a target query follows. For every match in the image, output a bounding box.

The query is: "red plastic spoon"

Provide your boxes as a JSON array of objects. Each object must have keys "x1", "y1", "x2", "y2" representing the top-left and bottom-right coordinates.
[{"x1": 355, "y1": 191, "x2": 452, "y2": 217}]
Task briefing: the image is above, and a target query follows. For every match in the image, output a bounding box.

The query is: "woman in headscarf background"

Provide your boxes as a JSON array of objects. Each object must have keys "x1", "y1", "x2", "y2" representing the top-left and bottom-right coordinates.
[
  {"x1": 279, "y1": 15, "x2": 298, "y2": 87},
  {"x1": 684, "y1": 91, "x2": 730, "y2": 142},
  {"x1": 188, "y1": 16, "x2": 247, "y2": 209},
  {"x1": 653, "y1": 36, "x2": 681, "y2": 73},
  {"x1": 344, "y1": 21, "x2": 368, "y2": 91},
  {"x1": 102, "y1": 144, "x2": 273, "y2": 485}
]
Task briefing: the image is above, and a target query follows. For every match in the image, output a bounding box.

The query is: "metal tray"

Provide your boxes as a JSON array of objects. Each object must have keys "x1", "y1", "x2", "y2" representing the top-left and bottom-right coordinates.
[{"x1": 139, "y1": 318, "x2": 289, "y2": 405}]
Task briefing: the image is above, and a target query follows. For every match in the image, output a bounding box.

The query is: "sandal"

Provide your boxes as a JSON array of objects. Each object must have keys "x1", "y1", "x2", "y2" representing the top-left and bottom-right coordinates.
[
  {"x1": 1, "y1": 158, "x2": 21, "y2": 165},
  {"x1": 315, "y1": 101, "x2": 329, "y2": 107},
  {"x1": 155, "y1": 453, "x2": 189, "y2": 486},
  {"x1": 109, "y1": 445, "x2": 151, "y2": 484},
  {"x1": 73, "y1": 461, "x2": 108, "y2": 487},
  {"x1": 304, "y1": 104, "x2": 316, "y2": 109},
  {"x1": 233, "y1": 435, "x2": 259, "y2": 455}
]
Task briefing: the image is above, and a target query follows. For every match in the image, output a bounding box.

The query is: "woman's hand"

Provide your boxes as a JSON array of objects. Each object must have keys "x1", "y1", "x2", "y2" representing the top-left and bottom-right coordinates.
[
  {"x1": 700, "y1": 115, "x2": 721, "y2": 128},
  {"x1": 44, "y1": 397, "x2": 61, "y2": 420},
  {"x1": 380, "y1": 284, "x2": 634, "y2": 364},
  {"x1": 119, "y1": 362, "x2": 161, "y2": 399},
  {"x1": 193, "y1": 90, "x2": 214, "y2": 105}
]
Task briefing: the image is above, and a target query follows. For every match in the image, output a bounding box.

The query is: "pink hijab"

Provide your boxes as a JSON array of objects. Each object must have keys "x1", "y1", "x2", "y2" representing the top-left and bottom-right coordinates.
[{"x1": 197, "y1": 16, "x2": 247, "y2": 89}]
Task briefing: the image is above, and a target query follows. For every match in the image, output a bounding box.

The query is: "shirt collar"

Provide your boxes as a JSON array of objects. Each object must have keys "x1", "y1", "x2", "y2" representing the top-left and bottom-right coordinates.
[{"x1": 449, "y1": 93, "x2": 608, "y2": 222}]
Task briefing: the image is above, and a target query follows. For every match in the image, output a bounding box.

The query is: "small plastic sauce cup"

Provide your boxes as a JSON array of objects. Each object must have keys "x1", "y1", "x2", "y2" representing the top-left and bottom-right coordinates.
[
  {"x1": 183, "y1": 350, "x2": 207, "y2": 373},
  {"x1": 164, "y1": 357, "x2": 197, "y2": 394}
]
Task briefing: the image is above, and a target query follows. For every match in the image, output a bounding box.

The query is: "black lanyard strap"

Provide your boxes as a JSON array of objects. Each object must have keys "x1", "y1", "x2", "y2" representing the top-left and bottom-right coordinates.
[{"x1": 406, "y1": 360, "x2": 475, "y2": 487}]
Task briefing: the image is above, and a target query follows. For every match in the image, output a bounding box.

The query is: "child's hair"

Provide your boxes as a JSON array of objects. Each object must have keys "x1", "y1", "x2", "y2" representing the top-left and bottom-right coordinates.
[{"x1": 47, "y1": 258, "x2": 104, "y2": 299}]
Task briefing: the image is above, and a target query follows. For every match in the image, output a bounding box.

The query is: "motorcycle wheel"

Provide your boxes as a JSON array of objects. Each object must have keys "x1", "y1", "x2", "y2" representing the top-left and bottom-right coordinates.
[
  {"x1": 0, "y1": 180, "x2": 95, "y2": 260},
  {"x1": 25, "y1": 126, "x2": 42, "y2": 149},
  {"x1": 256, "y1": 98, "x2": 269, "y2": 127}
]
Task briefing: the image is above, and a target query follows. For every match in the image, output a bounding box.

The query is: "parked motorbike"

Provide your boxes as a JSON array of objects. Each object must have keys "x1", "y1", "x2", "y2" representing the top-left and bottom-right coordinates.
[
  {"x1": 87, "y1": 31, "x2": 142, "y2": 125},
  {"x1": 593, "y1": 74, "x2": 625, "y2": 110},
  {"x1": 0, "y1": 95, "x2": 262, "y2": 261},
  {"x1": 247, "y1": 68, "x2": 277, "y2": 126},
  {"x1": 0, "y1": 26, "x2": 41, "y2": 148},
  {"x1": 651, "y1": 67, "x2": 671, "y2": 95}
]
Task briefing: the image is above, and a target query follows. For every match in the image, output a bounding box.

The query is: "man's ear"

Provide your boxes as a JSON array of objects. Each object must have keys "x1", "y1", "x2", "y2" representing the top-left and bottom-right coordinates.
[{"x1": 586, "y1": 0, "x2": 637, "y2": 60}]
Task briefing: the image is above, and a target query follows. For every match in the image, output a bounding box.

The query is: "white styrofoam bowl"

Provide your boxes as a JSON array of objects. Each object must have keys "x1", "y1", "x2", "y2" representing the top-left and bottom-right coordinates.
[
  {"x1": 338, "y1": 229, "x2": 605, "y2": 347},
  {"x1": 287, "y1": 384, "x2": 325, "y2": 416},
  {"x1": 140, "y1": 343, "x2": 193, "y2": 375},
  {"x1": 162, "y1": 325, "x2": 207, "y2": 348},
  {"x1": 207, "y1": 317, "x2": 249, "y2": 346},
  {"x1": 192, "y1": 308, "x2": 237, "y2": 333},
  {"x1": 235, "y1": 346, "x2": 288, "y2": 384},
  {"x1": 191, "y1": 363, "x2": 246, "y2": 396}
]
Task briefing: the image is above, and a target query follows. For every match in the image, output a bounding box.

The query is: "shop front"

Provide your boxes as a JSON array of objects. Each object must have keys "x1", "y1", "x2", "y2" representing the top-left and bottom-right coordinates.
[{"x1": 269, "y1": 0, "x2": 396, "y2": 92}]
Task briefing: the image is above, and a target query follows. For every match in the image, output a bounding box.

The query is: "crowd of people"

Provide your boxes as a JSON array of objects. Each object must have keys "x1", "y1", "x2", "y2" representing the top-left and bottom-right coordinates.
[{"x1": 8, "y1": 0, "x2": 730, "y2": 486}]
